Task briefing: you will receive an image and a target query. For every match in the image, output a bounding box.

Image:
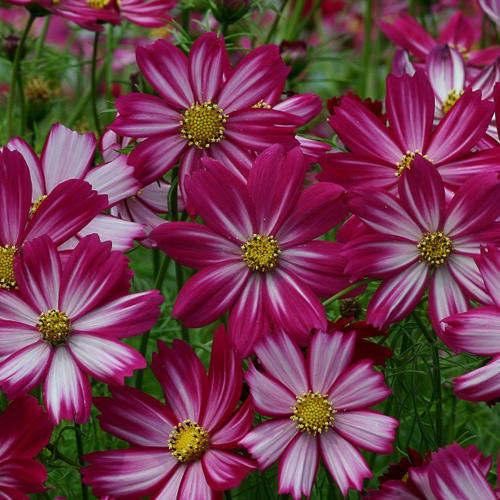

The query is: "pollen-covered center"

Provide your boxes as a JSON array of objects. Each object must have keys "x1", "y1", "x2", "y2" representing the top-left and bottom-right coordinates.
[
  {"x1": 0, "y1": 245, "x2": 17, "y2": 290},
  {"x1": 168, "y1": 420, "x2": 209, "y2": 462},
  {"x1": 417, "y1": 231, "x2": 453, "y2": 265},
  {"x1": 291, "y1": 391, "x2": 336, "y2": 435},
  {"x1": 29, "y1": 194, "x2": 48, "y2": 218},
  {"x1": 37, "y1": 309, "x2": 71, "y2": 345},
  {"x1": 180, "y1": 101, "x2": 228, "y2": 149},
  {"x1": 87, "y1": 0, "x2": 111, "y2": 8},
  {"x1": 442, "y1": 89, "x2": 464, "y2": 114},
  {"x1": 395, "y1": 150, "x2": 432, "y2": 177},
  {"x1": 241, "y1": 234, "x2": 280, "y2": 272}
]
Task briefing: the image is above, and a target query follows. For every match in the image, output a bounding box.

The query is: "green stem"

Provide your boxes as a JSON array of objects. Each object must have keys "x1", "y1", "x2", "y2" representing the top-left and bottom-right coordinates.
[
  {"x1": 293, "y1": 0, "x2": 321, "y2": 39},
  {"x1": 284, "y1": 0, "x2": 305, "y2": 41},
  {"x1": 182, "y1": 7, "x2": 191, "y2": 35},
  {"x1": 91, "y1": 31, "x2": 102, "y2": 135},
  {"x1": 35, "y1": 16, "x2": 50, "y2": 60},
  {"x1": 322, "y1": 279, "x2": 370, "y2": 308},
  {"x1": 16, "y1": 70, "x2": 26, "y2": 136},
  {"x1": 263, "y1": 0, "x2": 289, "y2": 44},
  {"x1": 106, "y1": 24, "x2": 114, "y2": 106},
  {"x1": 6, "y1": 13, "x2": 35, "y2": 137},
  {"x1": 175, "y1": 261, "x2": 189, "y2": 342},
  {"x1": 74, "y1": 423, "x2": 88, "y2": 500},
  {"x1": 46, "y1": 443, "x2": 81, "y2": 467},
  {"x1": 361, "y1": 0, "x2": 373, "y2": 97}
]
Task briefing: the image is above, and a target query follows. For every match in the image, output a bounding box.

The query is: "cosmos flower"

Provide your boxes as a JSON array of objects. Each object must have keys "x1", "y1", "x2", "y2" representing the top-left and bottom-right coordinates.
[
  {"x1": 240, "y1": 329, "x2": 397, "y2": 499},
  {"x1": 81, "y1": 326, "x2": 255, "y2": 499},
  {"x1": 151, "y1": 144, "x2": 348, "y2": 357},
  {"x1": 0, "y1": 234, "x2": 163, "y2": 424},
  {"x1": 343, "y1": 155, "x2": 500, "y2": 335},
  {"x1": 0, "y1": 396, "x2": 53, "y2": 498}
]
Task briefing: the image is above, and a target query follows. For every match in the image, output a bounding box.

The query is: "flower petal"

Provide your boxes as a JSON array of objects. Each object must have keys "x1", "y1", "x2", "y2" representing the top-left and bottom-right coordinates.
[
  {"x1": 210, "y1": 397, "x2": 254, "y2": 448},
  {"x1": 453, "y1": 357, "x2": 500, "y2": 402},
  {"x1": 202, "y1": 449, "x2": 255, "y2": 491},
  {"x1": 178, "y1": 459, "x2": 214, "y2": 500}
]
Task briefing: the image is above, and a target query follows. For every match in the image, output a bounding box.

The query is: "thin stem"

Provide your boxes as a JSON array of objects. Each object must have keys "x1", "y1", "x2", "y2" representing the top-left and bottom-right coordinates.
[
  {"x1": 74, "y1": 423, "x2": 88, "y2": 500},
  {"x1": 7, "y1": 13, "x2": 35, "y2": 137},
  {"x1": 106, "y1": 24, "x2": 114, "y2": 106},
  {"x1": 284, "y1": 0, "x2": 305, "y2": 41},
  {"x1": 182, "y1": 7, "x2": 191, "y2": 35},
  {"x1": 16, "y1": 70, "x2": 26, "y2": 136},
  {"x1": 322, "y1": 279, "x2": 370, "y2": 308},
  {"x1": 293, "y1": 0, "x2": 321, "y2": 39},
  {"x1": 91, "y1": 31, "x2": 102, "y2": 135},
  {"x1": 263, "y1": 0, "x2": 288, "y2": 44},
  {"x1": 360, "y1": 0, "x2": 373, "y2": 97},
  {"x1": 35, "y1": 16, "x2": 50, "y2": 60},
  {"x1": 46, "y1": 443, "x2": 81, "y2": 468},
  {"x1": 175, "y1": 261, "x2": 189, "y2": 342}
]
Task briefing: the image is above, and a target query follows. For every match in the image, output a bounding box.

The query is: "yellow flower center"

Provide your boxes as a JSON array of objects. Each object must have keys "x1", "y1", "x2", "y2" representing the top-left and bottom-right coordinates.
[
  {"x1": 0, "y1": 245, "x2": 17, "y2": 291},
  {"x1": 417, "y1": 231, "x2": 453, "y2": 265},
  {"x1": 241, "y1": 234, "x2": 280, "y2": 272},
  {"x1": 29, "y1": 195, "x2": 48, "y2": 218},
  {"x1": 442, "y1": 89, "x2": 464, "y2": 115},
  {"x1": 37, "y1": 309, "x2": 71, "y2": 345},
  {"x1": 291, "y1": 390, "x2": 336, "y2": 435},
  {"x1": 180, "y1": 101, "x2": 228, "y2": 149},
  {"x1": 252, "y1": 100, "x2": 272, "y2": 109},
  {"x1": 87, "y1": 0, "x2": 111, "y2": 7},
  {"x1": 168, "y1": 420, "x2": 210, "y2": 462},
  {"x1": 395, "y1": 150, "x2": 432, "y2": 177}
]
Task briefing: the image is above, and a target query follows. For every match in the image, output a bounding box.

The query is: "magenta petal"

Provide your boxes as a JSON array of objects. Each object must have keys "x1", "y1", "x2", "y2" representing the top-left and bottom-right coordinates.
[
  {"x1": 245, "y1": 361, "x2": 296, "y2": 417},
  {"x1": 151, "y1": 222, "x2": 239, "y2": 269},
  {"x1": 446, "y1": 254, "x2": 491, "y2": 305},
  {"x1": 178, "y1": 460, "x2": 214, "y2": 500},
  {"x1": 202, "y1": 449, "x2": 255, "y2": 491},
  {"x1": 210, "y1": 398, "x2": 254, "y2": 448},
  {"x1": 308, "y1": 331, "x2": 356, "y2": 395},
  {"x1": 254, "y1": 329, "x2": 308, "y2": 395},
  {"x1": 0, "y1": 291, "x2": 38, "y2": 326},
  {"x1": 320, "y1": 431, "x2": 372, "y2": 496},
  {"x1": 0, "y1": 341, "x2": 51, "y2": 399},
  {"x1": 82, "y1": 448, "x2": 178, "y2": 500},
  {"x1": 453, "y1": 357, "x2": 500, "y2": 402},
  {"x1": 40, "y1": 123, "x2": 96, "y2": 192},
  {"x1": 367, "y1": 262, "x2": 429, "y2": 329},
  {"x1": 0, "y1": 321, "x2": 40, "y2": 362},
  {"x1": 136, "y1": 39, "x2": 193, "y2": 107},
  {"x1": 95, "y1": 385, "x2": 175, "y2": 447},
  {"x1": 334, "y1": 410, "x2": 397, "y2": 454},
  {"x1": 386, "y1": 72, "x2": 434, "y2": 152},
  {"x1": 173, "y1": 261, "x2": 250, "y2": 328},
  {"x1": 43, "y1": 346, "x2": 91, "y2": 424},
  {"x1": 152, "y1": 463, "x2": 186, "y2": 499},
  {"x1": 0, "y1": 458, "x2": 47, "y2": 493},
  {"x1": 278, "y1": 432, "x2": 319, "y2": 500},
  {"x1": 240, "y1": 418, "x2": 298, "y2": 469},
  {"x1": 475, "y1": 245, "x2": 500, "y2": 308},
  {"x1": 274, "y1": 93, "x2": 322, "y2": 124},
  {"x1": 151, "y1": 339, "x2": 208, "y2": 423}
]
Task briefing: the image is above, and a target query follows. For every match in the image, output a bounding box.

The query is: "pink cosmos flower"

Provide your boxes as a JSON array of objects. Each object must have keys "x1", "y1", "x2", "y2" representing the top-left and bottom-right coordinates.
[
  {"x1": 7, "y1": 123, "x2": 144, "y2": 251},
  {"x1": 110, "y1": 32, "x2": 304, "y2": 203},
  {"x1": 151, "y1": 145, "x2": 348, "y2": 357},
  {"x1": 240, "y1": 329, "x2": 397, "y2": 499},
  {"x1": 81, "y1": 327, "x2": 255, "y2": 499},
  {"x1": 444, "y1": 245, "x2": 500, "y2": 401},
  {"x1": 0, "y1": 395, "x2": 53, "y2": 498},
  {"x1": 0, "y1": 234, "x2": 163, "y2": 424},
  {"x1": 343, "y1": 155, "x2": 500, "y2": 335},
  {"x1": 0, "y1": 148, "x2": 107, "y2": 292},
  {"x1": 319, "y1": 71, "x2": 500, "y2": 192},
  {"x1": 368, "y1": 443, "x2": 497, "y2": 499},
  {"x1": 379, "y1": 11, "x2": 500, "y2": 67}
]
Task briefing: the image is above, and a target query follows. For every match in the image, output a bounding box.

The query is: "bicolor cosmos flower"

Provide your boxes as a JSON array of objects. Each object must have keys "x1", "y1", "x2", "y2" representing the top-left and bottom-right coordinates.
[
  {"x1": 378, "y1": 11, "x2": 500, "y2": 67},
  {"x1": 240, "y1": 330, "x2": 397, "y2": 499},
  {"x1": 444, "y1": 245, "x2": 500, "y2": 402},
  {"x1": 81, "y1": 327, "x2": 255, "y2": 499},
  {"x1": 151, "y1": 145, "x2": 348, "y2": 357},
  {"x1": 368, "y1": 443, "x2": 497, "y2": 499},
  {"x1": 0, "y1": 395, "x2": 53, "y2": 498},
  {"x1": 110, "y1": 32, "x2": 303, "y2": 203},
  {"x1": 0, "y1": 234, "x2": 163, "y2": 424},
  {"x1": 0, "y1": 148, "x2": 107, "y2": 291},
  {"x1": 319, "y1": 71, "x2": 500, "y2": 192},
  {"x1": 7, "y1": 122, "x2": 144, "y2": 251},
  {"x1": 343, "y1": 155, "x2": 500, "y2": 335}
]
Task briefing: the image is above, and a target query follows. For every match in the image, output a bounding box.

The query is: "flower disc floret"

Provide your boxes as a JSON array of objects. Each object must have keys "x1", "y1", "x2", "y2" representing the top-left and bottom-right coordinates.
[
  {"x1": 37, "y1": 309, "x2": 71, "y2": 346},
  {"x1": 87, "y1": 0, "x2": 111, "y2": 8},
  {"x1": 241, "y1": 234, "x2": 281, "y2": 272},
  {"x1": 0, "y1": 245, "x2": 17, "y2": 290},
  {"x1": 442, "y1": 89, "x2": 464, "y2": 114},
  {"x1": 417, "y1": 231, "x2": 453, "y2": 265},
  {"x1": 168, "y1": 419, "x2": 210, "y2": 462},
  {"x1": 29, "y1": 194, "x2": 48, "y2": 218},
  {"x1": 180, "y1": 101, "x2": 228, "y2": 149},
  {"x1": 291, "y1": 390, "x2": 336, "y2": 435}
]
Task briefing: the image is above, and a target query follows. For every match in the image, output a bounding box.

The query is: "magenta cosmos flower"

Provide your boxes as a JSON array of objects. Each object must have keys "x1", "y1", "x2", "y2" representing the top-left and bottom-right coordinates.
[
  {"x1": 0, "y1": 395, "x2": 53, "y2": 498},
  {"x1": 151, "y1": 145, "x2": 348, "y2": 357},
  {"x1": 81, "y1": 327, "x2": 255, "y2": 499},
  {"x1": 444, "y1": 245, "x2": 500, "y2": 402},
  {"x1": 319, "y1": 71, "x2": 500, "y2": 192},
  {"x1": 111, "y1": 32, "x2": 303, "y2": 201},
  {"x1": 240, "y1": 330, "x2": 397, "y2": 499},
  {"x1": 343, "y1": 155, "x2": 500, "y2": 335},
  {"x1": 368, "y1": 443, "x2": 497, "y2": 499},
  {"x1": 0, "y1": 148, "x2": 107, "y2": 292},
  {"x1": 7, "y1": 122, "x2": 144, "y2": 251},
  {"x1": 0, "y1": 234, "x2": 162, "y2": 424}
]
